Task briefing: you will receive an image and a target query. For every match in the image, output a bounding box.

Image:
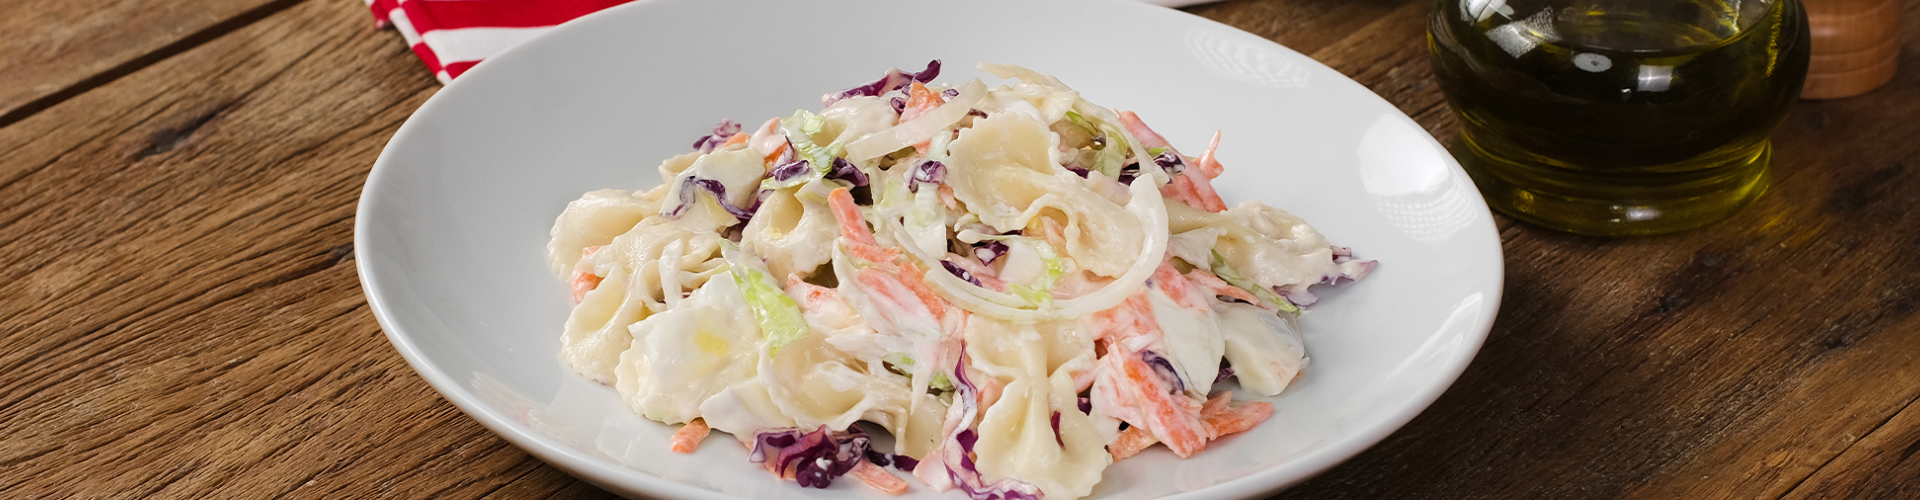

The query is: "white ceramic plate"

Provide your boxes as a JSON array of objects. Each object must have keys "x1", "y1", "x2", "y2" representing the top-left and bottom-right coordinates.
[{"x1": 356, "y1": 0, "x2": 1504, "y2": 498}]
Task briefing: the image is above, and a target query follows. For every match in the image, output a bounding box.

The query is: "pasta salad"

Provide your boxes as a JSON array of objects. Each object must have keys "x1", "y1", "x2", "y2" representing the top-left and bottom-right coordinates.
[{"x1": 545, "y1": 61, "x2": 1374, "y2": 499}]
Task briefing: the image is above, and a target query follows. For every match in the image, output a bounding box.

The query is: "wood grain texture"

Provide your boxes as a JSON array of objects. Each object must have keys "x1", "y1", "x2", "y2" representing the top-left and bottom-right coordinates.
[
  {"x1": 1, "y1": 0, "x2": 1917, "y2": 498},
  {"x1": 0, "y1": 0, "x2": 302, "y2": 125},
  {"x1": 0, "y1": 0, "x2": 602, "y2": 497}
]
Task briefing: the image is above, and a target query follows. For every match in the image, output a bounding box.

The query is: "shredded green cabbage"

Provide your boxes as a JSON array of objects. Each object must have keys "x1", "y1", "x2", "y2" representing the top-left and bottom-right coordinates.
[
  {"x1": 762, "y1": 110, "x2": 845, "y2": 191},
  {"x1": 731, "y1": 264, "x2": 812, "y2": 354},
  {"x1": 1210, "y1": 249, "x2": 1300, "y2": 315},
  {"x1": 1064, "y1": 110, "x2": 1132, "y2": 179}
]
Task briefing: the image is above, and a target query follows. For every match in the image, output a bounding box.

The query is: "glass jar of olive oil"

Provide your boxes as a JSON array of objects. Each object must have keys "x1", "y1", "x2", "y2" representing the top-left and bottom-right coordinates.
[{"x1": 1430, "y1": 0, "x2": 1810, "y2": 236}]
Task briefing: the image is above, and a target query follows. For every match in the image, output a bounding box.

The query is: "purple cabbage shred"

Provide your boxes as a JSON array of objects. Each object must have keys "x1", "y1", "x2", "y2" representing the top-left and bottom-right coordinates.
[
  {"x1": 691, "y1": 119, "x2": 741, "y2": 153},
  {"x1": 935, "y1": 350, "x2": 1045, "y2": 500},
  {"x1": 1077, "y1": 396, "x2": 1091, "y2": 413},
  {"x1": 826, "y1": 157, "x2": 870, "y2": 187},
  {"x1": 890, "y1": 96, "x2": 907, "y2": 113},
  {"x1": 863, "y1": 449, "x2": 921, "y2": 472},
  {"x1": 1215, "y1": 366, "x2": 1236, "y2": 384},
  {"x1": 1153, "y1": 150, "x2": 1188, "y2": 175},
  {"x1": 822, "y1": 60, "x2": 943, "y2": 107},
  {"x1": 767, "y1": 140, "x2": 811, "y2": 182},
  {"x1": 1276, "y1": 246, "x2": 1379, "y2": 309},
  {"x1": 942, "y1": 88, "x2": 960, "y2": 99},
  {"x1": 770, "y1": 159, "x2": 812, "y2": 182},
  {"x1": 942, "y1": 261, "x2": 984, "y2": 287},
  {"x1": 748, "y1": 426, "x2": 874, "y2": 489},
  {"x1": 910, "y1": 160, "x2": 948, "y2": 192},
  {"x1": 1049, "y1": 411, "x2": 1064, "y2": 447},
  {"x1": 664, "y1": 176, "x2": 760, "y2": 221},
  {"x1": 945, "y1": 426, "x2": 1044, "y2": 500},
  {"x1": 1141, "y1": 350, "x2": 1186, "y2": 393},
  {"x1": 972, "y1": 240, "x2": 1008, "y2": 267},
  {"x1": 1116, "y1": 161, "x2": 1142, "y2": 185}
]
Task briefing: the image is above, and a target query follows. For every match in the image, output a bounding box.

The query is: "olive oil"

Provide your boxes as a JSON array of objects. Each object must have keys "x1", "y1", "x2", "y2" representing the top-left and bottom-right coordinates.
[{"x1": 1430, "y1": 0, "x2": 1810, "y2": 235}]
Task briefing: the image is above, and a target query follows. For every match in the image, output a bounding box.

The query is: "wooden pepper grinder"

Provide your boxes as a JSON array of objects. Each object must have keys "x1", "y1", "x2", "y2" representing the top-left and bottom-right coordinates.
[{"x1": 1801, "y1": 0, "x2": 1901, "y2": 99}]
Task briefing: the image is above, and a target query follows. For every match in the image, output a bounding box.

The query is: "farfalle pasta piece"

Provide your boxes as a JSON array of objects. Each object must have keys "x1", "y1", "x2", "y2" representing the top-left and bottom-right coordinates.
[
  {"x1": 615, "y1": 268, "x2": 762, "y2": 424},
  {"x1": 742, "y1": 179, "x2": 840, "y2": 281},
  {"x1": 964, "y1": 319, "x2": 1110, "y2": 500},
  {"x1": 545, "y1": 189, "x2": 661, "y2": 279},
  {"x1": 944, "y1": 112, "x2": 1144, "y2": 278}
]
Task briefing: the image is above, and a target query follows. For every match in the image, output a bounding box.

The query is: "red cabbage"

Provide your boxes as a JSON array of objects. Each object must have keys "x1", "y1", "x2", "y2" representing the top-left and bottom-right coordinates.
[
  {"x1": 1152, "y1": 150, "x2": 1188, "y2": 175},
  {"x1": 823, "y1": 60, "x2": 942, "y2": 107},
  {"x1": 663, "y1": 176, "x2": 761, "y2": 221},
  {"x1": 749, "y1": 426, "x2": 874, "y2": 489},
  {"x1": 1077, "y1": 396, "x2": 1091, "y2": 413},
  {"x1": 1215, "y1": 366, "x2": 1236, "y2": 384},
  {"x1": 942, "y1": 260, "x2": 984, "y2": 287},
  {"x1": 1278, "y1": 246, "x2": 1378, "y2": 308},
  {"x1": 826, "y1": 157, "x2": 870, "y2": 187},
  {"x1": 1116, "y1": 161, "x2": 1142, "y2": 185},
  {"x1": 770, "y1": 160, "x2": 812, "y2": 182},
  {"x1": 863, "y1": 448, "x2": 921, "y2": 472},
  {"x1": 1049, "y1": 411, "x2": 1064, "y2": 447},
  {"x1": 1141, "y1": 350, "x2": 1185, "y2": 393},
  {"x1": 692, "y1": 119, "x2": 741, "y2": 153},
  {"x1": 910, "y1": 160, "x2": 947, "y2": 192},
  {"x1": 767, "y1": 139, "x2": 811, "y2": 182},
  {"x1": 972, "y1": 240, "x2": 1007, "y2": 267},
  {"x1": 943, "y1": 426, "x2": 1045, "y2": 500}
]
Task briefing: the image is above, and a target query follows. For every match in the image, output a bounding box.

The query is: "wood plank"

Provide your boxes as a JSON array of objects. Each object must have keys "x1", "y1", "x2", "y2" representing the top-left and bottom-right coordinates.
[
  {"x1": 1267, "y1": 1, "x2": 1920, "y2": 498},
  {"x1": 0, "y1": 0, "x2": 597, "y2": 497},
  {"x1": 0, "y1": 0, "x2": 304, "y2": 126},
  {"x1": 1781, "y1": 396, "x2": 1920, "y2": 499}
]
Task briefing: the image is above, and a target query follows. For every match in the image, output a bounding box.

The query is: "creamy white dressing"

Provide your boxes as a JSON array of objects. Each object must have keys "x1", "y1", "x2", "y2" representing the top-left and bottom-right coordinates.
[{"x1": 544, "y1": 62, "x2": 1371, "y2": 500}]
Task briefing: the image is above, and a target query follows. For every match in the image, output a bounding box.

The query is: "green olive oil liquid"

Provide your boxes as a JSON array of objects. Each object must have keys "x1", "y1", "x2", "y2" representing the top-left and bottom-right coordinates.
[{"x1": 1430, "y1": 0, "x2": 1809, "y2": 235}]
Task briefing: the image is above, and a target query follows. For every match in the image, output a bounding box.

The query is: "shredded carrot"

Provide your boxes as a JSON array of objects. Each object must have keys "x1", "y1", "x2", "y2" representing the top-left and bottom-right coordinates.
[
  {"x1": 1200, "y1": 396, "x2": 1273, "y2": 439},
  {"x1": 722, "y1": 131, "x2": 750, "y2": 148},
  {"x1": 1162, "y1": 172, "x2": 1228, "y2": 212},
  {"x1": 850, "y1": 460, "x2": 910, "y2": 495},
  {"x1": 1108, "y1": 426, "x2": 1159, "y2": 461},
  {"x1": 1193, "y1": 130, "x2": 1225, "y2": 179},
  {"x1": 570, "y1": 271, "x2": 602, "y2": 303},
  {"x1": 1118, "y1": 352, "x2": 1209, "y2": 458},
  {"x1": 669, "y1": 418, "x2": 711, "y2": 454},
  {"x1": 827, "y1": 188, "x2": 879, "y2": 246},
  {"x1": 899, "y1": 82, "x2": 946, "y2": 122},
  {"x1": 763, "y1": 148, "x2": 785, "y2": 168},
  {"x1": 569, "y1": 246, "x2": 605, "y2": 302},
  {"x1": 976, "y1": 375, "x2": 1005, "y2": 411},
  {"x1": 1151, "y1": 261, "x2": 1210, "y2": 309},
  {"x1": 893, "y1": 264, "x2": 950, "y2": 321},
  {"x1": 1201, "y1": 392, "x2": 1232, "y2": 416}
]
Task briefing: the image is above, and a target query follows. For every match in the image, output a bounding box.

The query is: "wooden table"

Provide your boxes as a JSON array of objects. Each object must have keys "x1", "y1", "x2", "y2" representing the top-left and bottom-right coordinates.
[{"x1": 4, "y1": 0, "x2": 1915, "y2": 498}]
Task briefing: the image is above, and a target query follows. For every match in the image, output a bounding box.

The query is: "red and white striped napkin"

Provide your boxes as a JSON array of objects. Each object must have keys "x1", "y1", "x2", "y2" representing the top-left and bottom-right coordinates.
[
  {"x1": 367, "y1": 0, "x2": 1207, "y2": 84},
  {"x1": 365, "y1": 0, "x2": 637, "y2": 83}
]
